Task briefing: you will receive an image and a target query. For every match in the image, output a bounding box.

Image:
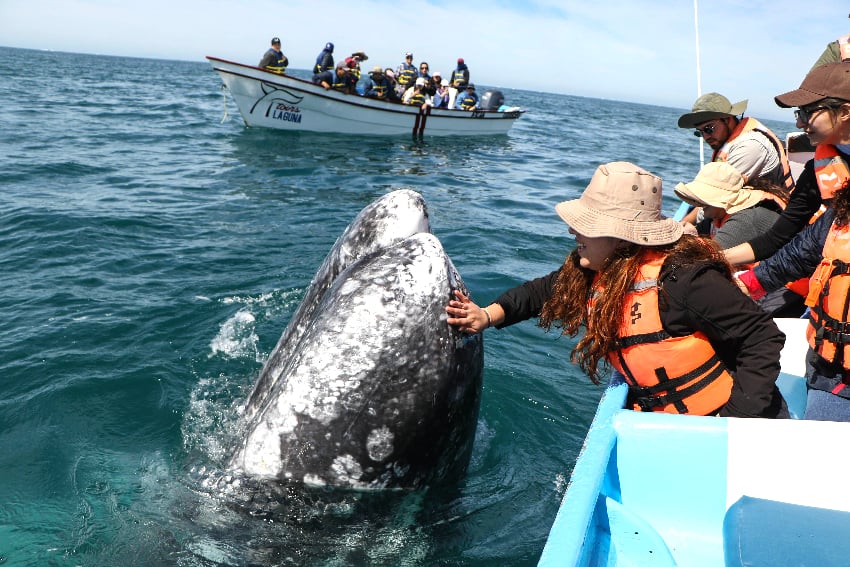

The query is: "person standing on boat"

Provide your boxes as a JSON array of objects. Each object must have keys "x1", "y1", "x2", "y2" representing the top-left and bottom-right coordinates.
[
  {"x1": 258, "y1": 37, "x2": 288, "y2": 74},
  {"x1": 678, "y1": 93, "x2": 794, "y2": 193},
  {"x1": 446, "y1": 162, "x2": 788, "y2": 418},
  {"x1": 313, "y1": 42, "x2": 334, "y2": 74},
  {"x1": 450, "y1": 57, "x2": 470, "y2": 89},
  {"x1": 736, "y1": 62, "x2": 850, "y2": 422},
  {"x1": 396, "y1": 52, "x2": 417, "y2": 92}
]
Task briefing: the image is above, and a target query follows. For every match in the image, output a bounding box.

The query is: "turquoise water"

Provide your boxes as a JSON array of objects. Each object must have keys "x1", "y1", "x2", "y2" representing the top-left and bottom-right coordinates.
[{"x1": 0, "y1": 46, "x2": 797, "y2": 565}]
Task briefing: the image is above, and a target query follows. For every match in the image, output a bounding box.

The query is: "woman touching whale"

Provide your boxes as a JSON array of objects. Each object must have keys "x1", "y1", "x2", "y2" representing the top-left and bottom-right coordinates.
[{"x1": 446, "y1": 161, "x2": 788, "y2": 418}]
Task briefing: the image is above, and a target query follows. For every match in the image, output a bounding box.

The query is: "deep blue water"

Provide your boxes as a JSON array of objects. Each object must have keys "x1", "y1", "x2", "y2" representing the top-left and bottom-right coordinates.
[{"x1": 0, "y1": 46, "x2": 797, "y2": 565}]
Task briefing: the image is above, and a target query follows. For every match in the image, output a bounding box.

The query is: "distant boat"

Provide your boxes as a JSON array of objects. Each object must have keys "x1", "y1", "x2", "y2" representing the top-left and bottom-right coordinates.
[
  {"x1": 206, "y1": 57, "x2": 524, "y2": 137},
  {"x1": 538, "y1": 318, "x2": 850, "y2": 567}
]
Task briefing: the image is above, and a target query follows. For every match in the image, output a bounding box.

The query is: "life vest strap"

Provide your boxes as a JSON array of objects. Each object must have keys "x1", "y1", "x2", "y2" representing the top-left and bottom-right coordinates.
[
  {"x1": 630, "y1": 356, "x2": 726, "y2": 413},
  {"x1": 616, "y1": 329, "x2": 673, "y2": 349}
]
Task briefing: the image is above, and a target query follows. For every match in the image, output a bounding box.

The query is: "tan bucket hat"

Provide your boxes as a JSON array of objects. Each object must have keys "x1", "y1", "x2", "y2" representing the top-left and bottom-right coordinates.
[
  {"x1": 677, "y1": 93, "x2": 748, "y2": 128},
  {"x1": 674, "y1": 162, "x2": 765, "y2": 215},
  {"x1": 556, "y1": 162, "x2": 683, "y2": 245}
]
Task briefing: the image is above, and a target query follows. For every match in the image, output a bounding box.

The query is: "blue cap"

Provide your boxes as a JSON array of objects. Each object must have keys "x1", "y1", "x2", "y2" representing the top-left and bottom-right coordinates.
[{"x1": 326, "y1": 42, "x2": 334, "y2": 52}]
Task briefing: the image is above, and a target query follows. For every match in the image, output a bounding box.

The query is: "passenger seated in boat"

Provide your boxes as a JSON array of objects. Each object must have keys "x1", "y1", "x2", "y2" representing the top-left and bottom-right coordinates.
[
  {"x1": 383, "y1": 69, "x2": 402, "y2": 101},
  {"x1": 258, "y1": 37, "x2": 288, "y2": 74},
  {"x1": 402, "y1": 78, "x2": 428, "y2": 107},
  {"x1": 677, "y1": 93, "x2": 794, "y2": 228},
  {"x1": 736, "y1": 62, "x2": 850, "y2": 422},
  {"x1": 810, "y1": 33, "x2": 850, "y2": 70},
  {"x1": 447, "y1": 161, "x2": 788, "y2": 418},
  {"x1": 312, "y1": 62, "x2": 352, "y2": 94},
  {"x1": 432, "y1": 79, "x2": 450, "y2": 109},
  {"x1": 456, "y1": 84, "x2": 479, "y2": 111},
  {"x1": 363, "y1": 66, "x2": 391, "y2": 100},
  {"x1": 674, "y1": 163, "x2": 804, "y2": 318}
]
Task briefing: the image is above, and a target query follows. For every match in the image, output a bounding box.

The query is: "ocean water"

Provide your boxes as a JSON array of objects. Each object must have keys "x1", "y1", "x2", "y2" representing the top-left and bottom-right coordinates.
[{"x1": 0, "y1": 46, "x2": 797, "y2": 566}]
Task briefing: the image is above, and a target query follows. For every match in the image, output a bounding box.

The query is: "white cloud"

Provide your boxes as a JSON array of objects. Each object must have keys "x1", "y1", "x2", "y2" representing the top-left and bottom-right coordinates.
[{"x1": 2, "y1": 0, "x2": 848, "y2": 120}]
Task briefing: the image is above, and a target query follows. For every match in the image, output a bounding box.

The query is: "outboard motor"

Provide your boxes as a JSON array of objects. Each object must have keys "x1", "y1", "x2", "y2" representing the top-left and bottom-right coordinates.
[{"x1": 479, "y1": 90, "x2": 505, "y2": 111}]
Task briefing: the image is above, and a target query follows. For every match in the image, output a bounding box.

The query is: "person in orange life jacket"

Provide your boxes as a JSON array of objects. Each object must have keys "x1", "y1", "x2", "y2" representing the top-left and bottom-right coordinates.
[
  {"x1": 675, "y1": 162, "x2": 804, "y2": 317},
  {"x1": 446, "y1": 162, "x2": 788, "y2": 418},
  {"x1": 736, "y1": 62, "x2": 850, "y2": 421},
  {"x1": 722, "y1": 67, "x2": 850, "y2": 268},
  {"x1": 456, "y1": 84, "x2": 479, "y2": 111},
  {"x1": 678, "y1": 94, "x2": 794, "y2": 230},
  {"x1": 363, "y1": 66, "x2": 391, "y2": 100},
  {"x1": 258, "y1": 37, "x2": 288, "y2": 74},
  {"x1": 312, "y1": 62, "x2": 350, "y2": 93},
  {"x1": 313, "y1": 42, "x2": 334, "y2": 74}
]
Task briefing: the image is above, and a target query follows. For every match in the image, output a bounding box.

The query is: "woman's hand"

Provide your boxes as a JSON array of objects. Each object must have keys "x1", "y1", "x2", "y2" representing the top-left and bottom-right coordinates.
[{"x1": 446, "y1": 290, "x2": 490, "y2": 334}]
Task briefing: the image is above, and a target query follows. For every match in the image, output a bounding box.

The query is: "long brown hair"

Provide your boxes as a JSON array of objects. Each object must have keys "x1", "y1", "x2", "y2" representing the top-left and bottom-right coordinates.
[{"x1": 539, "y1": 235, "x2": 730, "y2": 384}]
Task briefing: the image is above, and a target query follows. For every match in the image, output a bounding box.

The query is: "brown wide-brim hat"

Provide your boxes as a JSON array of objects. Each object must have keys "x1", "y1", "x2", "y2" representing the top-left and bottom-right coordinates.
[
  {"x1": 775, "y1": 61, "x2": 850, "y2": 108},
  {"x1": 556, "y1": 162, "x2": 683, "y2": 246},
  {"x1": 677, "y1": 92, "x2": 748, "y2": 128},
  {"x1": 674, "y1": 162, "x2": 765, "y2": 215}
]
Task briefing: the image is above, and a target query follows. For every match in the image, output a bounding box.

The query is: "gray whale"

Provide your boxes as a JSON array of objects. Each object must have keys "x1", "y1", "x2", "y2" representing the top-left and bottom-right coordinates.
[{"x1": 231, "y1": 190, "x2": 484, "y2": 489}]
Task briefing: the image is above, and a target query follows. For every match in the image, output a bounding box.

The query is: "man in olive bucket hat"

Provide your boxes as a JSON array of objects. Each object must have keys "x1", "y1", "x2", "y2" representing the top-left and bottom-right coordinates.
[{"x1": 677, "y1": 92, "x2": 793, "y2": 193}]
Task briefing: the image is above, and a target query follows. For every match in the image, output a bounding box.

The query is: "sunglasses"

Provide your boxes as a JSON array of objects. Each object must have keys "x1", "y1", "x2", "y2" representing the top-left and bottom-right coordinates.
[
  {"x1": 692, "y1": 122, "x2": 720, "y2": 138},
  {"x1": 794, "y1": 105, "x2": 832, "y2": 124}
]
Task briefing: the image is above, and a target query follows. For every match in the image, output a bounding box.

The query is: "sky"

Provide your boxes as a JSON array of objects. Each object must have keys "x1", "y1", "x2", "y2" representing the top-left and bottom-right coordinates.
[{"x1": 1, "y1": 0, "x2": 848, "y2": 121}]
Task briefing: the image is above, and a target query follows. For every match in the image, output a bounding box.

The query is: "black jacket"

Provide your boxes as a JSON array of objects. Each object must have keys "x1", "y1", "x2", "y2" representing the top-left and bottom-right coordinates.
[{"x1": 494, "y1": 260, "x2": 786, "y2": 418}]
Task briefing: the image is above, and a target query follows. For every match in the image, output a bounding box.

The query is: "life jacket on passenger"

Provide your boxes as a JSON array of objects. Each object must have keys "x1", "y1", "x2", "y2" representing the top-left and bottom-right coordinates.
[
  {"x1": 458, "y1": 93, "x2": 478, "y2": 111},
  {"x1": 785, "y1": 146, "x2": 850, "y2": 298},
  {"x1": 263, "y1": 49, "x2": 288, "y2": 74},
  {"x1": 805, "y1": 221, "x2": 850, "y2": 371},
  {"x1": 714, "y1": 117, "x2": 795, "y2": 193},
  {"x1": 397, "y1": 63, "x2": 417, "y2": 87},
  {"x1": 367, "y1": 79, "x2": 387, "y2": 98},
  {"x1": 451, "y1": 68, "x2": 468, "y2": 88},
  {"x1": 408, "y1": 91, "x2": 427, "y2": 106},
  {"x1": 331, "y1": 71, "x2": 348, "y2": 91},
  {"x1": 597, "y1": 252, "x2": 735, "y2": 415}
]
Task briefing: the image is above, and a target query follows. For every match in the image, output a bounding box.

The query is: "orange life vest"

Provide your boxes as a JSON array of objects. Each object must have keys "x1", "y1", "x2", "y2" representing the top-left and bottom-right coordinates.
[
  {"x1": 714, "y1": 117, "x2": 795, "y2": 192},
  {"x1": 814, "y1": 144, "x2": 850, "y2": 200},
  {"x1": 600, "y1": 252, "x2": 734, "y2": 415},
  {"x1": 806, "y1": 223, "x2": 850, "y2": 370}
]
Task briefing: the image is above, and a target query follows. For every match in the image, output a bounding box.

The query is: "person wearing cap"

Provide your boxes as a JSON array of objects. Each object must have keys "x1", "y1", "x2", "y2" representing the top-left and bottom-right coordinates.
[
  {"x1": 675, "y1": 163, "x2": 804, "y2": 317},
  {"x1": 450, "y1": 57, "x2": 470, "y2": 89},
  {"x1": 678, "y1": 93, "x2": 794, "y2": 194},
  {"x1": 427, "y1": 71, "x2": 443, "y2": 97},
  {"x1": 363, "y1": 65, "x2": 391, "y2": 100},
  {"x1": 396, "y1": 52, "x2": 417, "y2": 90},
  {"x1": 736, "y1": 62, "x2": 850, "y2": 421},
  {"x1": 344, "y1": 51, "x2": 368, "y2": 90},
  {"x1": 258, "y1": 37, "x2": 288, "y2": 74},
  {"x1": 455, "y1": 83, "x2": 479, "y2": 111},
  {"x1": 447, "y1": 162, "x2": 787, "y2": 418},
  {"x1": 313, "y1": 42, "x2": 335, "y2": 74},
  {"x1": 312, "y1": 61, "x2": 350, "y2": 93},
  {"x1": 725, "y1": 62, "x2": 850, "y2": 270},
  {"x1": 432, "y1": 78, "x2": 450, "y2": 108},
  {"x1": 402, "y1": 77, "x2": 428, "y2": 106}
]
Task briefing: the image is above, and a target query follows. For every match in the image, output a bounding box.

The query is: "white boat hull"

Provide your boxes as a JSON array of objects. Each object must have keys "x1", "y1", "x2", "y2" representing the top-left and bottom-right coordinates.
[{"x1": 206, "y1": 57, "x2": 523, "y2": 137}]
